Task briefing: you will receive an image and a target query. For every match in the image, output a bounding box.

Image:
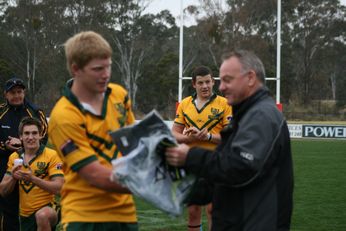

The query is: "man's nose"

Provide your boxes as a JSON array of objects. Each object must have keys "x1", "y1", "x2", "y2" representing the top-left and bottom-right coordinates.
[
  {"x1": 202, "y1": 82, "x2": 209, "y2": 87},
  {"x1": 102, "y1": 67, "x2": 111, "y2": 78}
]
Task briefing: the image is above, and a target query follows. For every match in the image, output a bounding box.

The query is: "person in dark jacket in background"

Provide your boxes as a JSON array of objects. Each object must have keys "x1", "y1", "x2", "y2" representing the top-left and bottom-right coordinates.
[
  {"x1": 0, "y1": 77, "x2": 48, "y2": 231},
  {"x1": 166, "y1": 50, "x2": 293, "y2": 231}
]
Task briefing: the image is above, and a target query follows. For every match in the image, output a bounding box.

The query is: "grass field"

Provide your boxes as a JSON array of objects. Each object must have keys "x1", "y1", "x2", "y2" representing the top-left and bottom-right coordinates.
[
  {"x1": 134, "y1": 139, "x2": 346, "y2": 231},
  {"x1": 290, "y1": 139, "x2": 346, "y2": 231}
]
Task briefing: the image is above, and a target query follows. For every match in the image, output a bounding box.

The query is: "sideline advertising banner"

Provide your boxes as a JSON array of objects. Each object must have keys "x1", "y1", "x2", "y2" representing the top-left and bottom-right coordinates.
[
  {"x1": 286, "y1": 124, "x2": 346, "y2": 139},
  {"x1": 288, "y1": 124, "x2": 303, "y2": 138},
  {"x1": 302, "y1": 125, "x2": 346, "y2": 139},
  {"x1": 164, "y1": 121, "x2": 346, "y2": 139}
]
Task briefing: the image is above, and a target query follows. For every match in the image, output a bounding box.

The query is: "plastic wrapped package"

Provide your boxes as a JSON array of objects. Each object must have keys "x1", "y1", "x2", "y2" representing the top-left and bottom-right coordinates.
[{"x1": 110, "y1": 110, "x2": 196, "y2": 216}]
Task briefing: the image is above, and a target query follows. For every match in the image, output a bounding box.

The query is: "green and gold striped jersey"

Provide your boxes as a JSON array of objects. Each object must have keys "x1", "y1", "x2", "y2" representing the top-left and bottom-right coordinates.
[
  {"x1": 174, "y1": 94, "x2": 232, "y2": 150},
  {"x1": 48, "y1": 82, "x2": 137, "y2": 223}
]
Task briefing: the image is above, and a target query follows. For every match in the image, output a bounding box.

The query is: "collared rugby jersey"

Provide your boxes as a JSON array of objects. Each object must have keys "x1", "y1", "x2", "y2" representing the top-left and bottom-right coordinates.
[
  {"x1": 174, "y1": 94, "x2": 232, "y2": 150},
  {"x1": 6, "y1": 146, "x2": 64, "y2": 217},
  {"x1": 48, "y1": 82, "x2": 137, "y2": 223}
]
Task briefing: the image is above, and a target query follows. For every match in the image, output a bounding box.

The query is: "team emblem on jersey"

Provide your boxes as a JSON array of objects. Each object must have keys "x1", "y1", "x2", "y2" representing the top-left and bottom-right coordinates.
[
  {"x1": 211, "y1": 108, "x2": 220, "y2": 115},
  {"x1": 209, "y1": 107, "x2": 221, "y2": 120},
  {"x1": 35, "y1": 162, "x2": 48, "y2": 176},
  {"x1": 114, "y1": 103, "x2": 127, "y2": 127}
]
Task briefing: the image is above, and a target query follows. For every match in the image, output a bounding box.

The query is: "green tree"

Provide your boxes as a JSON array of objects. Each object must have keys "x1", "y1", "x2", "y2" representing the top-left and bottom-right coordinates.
[{"x1": 282, "y1": 0, "x2": 346, "y2": 105}]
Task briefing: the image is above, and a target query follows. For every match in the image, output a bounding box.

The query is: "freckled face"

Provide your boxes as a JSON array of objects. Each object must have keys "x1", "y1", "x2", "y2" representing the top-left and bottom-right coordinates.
[{"x1": 74, "y1": 57, "x2": 112, "y2": 94}]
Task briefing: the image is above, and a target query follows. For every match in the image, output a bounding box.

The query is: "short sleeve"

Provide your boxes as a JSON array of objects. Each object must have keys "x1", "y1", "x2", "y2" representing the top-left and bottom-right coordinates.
[
  {"x1": 49, "y1": 121, "x2": 97, "y2": 172},
  {"x1": 48, "y1": 149, "x2": 64, "y2": 178},
  {"x1": 6, "y1": 152, "x2": 17, "y2": 175},
  {"x1": 174, "y1": 100, "x2": 186, "y2": 125}
]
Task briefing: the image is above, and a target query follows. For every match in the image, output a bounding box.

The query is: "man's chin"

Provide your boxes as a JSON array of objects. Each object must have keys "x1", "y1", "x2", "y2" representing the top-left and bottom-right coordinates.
[
  {"x1": 202, "y1": 92, "x2": 212, "y2": 98},
  {"x1": 227, "y1": 98, "x2": 236, "y2": 106},
  {"x1": 10, "y1": 102, "x2": 24, "y2": 106}
]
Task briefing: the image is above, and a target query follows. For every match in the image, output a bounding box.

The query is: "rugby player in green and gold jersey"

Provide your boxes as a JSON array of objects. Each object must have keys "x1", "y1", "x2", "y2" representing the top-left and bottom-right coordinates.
[
  {"x1": 173, "y1": 65, "x2": 232, "y2": 231},
  {"x1": 48, "y1": 31, "x2": 138, "y2": 231},
  {"x1": 0, "y1": 117, "x2": 64, "y2": 231}
]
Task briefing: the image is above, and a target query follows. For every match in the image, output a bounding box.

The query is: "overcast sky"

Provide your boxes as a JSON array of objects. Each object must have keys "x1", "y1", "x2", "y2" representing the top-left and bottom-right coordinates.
[
  {"x1": 145, "y1": 0, "x2": 200, "y2": 15},
  {"x1": 143, "y1": 0, "x2": 199, "y2": 25},
  {"x1": 145, "y1": 0, "x2": 346, "y2": 23}
]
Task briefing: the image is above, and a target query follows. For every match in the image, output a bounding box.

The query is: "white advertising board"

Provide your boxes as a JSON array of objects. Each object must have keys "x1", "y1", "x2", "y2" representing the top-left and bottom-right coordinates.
[{"x1": 162, "y1": 121, "x2": 346, "y2": 139}]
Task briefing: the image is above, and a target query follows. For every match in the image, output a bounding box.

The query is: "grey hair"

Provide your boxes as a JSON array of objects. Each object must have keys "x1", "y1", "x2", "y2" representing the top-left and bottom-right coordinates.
[{"x1": 221, "y1": 49, "x2": 266, "y2": 83}]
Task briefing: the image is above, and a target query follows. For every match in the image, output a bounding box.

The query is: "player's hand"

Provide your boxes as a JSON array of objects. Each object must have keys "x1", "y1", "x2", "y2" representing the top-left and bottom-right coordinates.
[
  {"x1": 183, "y1": 127, "x2": 196, "y2": 136},
  {"x1": 20, "y1": 169, "x2": 33, "y2": 182},
  {"x1": 5, "y1": 136, "x2": 22, "y2": 151},
  {"x1": 11, "y1": 165, "x2": 22, "y2": 180},
  {"x1": 197, "y1": 128, "x2": 209, "y2": 141},
  {"x1": 185, "y1": 127, "x2": 209, "y2": 141}
]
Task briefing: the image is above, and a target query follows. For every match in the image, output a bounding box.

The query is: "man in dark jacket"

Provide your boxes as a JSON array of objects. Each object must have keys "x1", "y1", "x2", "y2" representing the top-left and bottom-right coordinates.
[
  {"x1": 166, "y1": 50, "x2": 293, "y2": 231},
  {"x1": 0, "y1": 77, "x2": 48, "y2": 231}
]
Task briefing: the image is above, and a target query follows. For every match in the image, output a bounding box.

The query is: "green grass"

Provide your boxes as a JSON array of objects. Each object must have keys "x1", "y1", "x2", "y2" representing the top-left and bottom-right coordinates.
[
  {"x1": 134, "y1": 139, "x2": 346, "y2": 231},
  {"x1": 55, "y1": 139, "x2": 346, "y2": 230},
  {"x1": 134, "y1": 199, "x2": 211, "y2": 231},
  {"x1": 290, "y1": 139, "x2": 346, "y2": 231}
]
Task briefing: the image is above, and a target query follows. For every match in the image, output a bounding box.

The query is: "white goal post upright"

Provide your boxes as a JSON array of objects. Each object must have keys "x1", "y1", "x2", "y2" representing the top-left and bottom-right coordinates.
[
  {"x1": 178, "y1": 0, "x2": 184, "y2": 103},
  {"x1": 276, "y1": 0, "x2": 281, "y2": 105},
  {"x1": 178, "y1": 0, "x2": 282, "y2": 107}
]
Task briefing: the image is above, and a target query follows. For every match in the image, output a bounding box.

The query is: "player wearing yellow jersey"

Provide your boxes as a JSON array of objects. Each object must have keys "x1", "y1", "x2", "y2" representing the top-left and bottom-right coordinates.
[
  {"x1": 0, "y1": 117, "x2": 64, "y2": 231},
  {"x1": 48, "y1": 31, "x2": 138, "y2": 231},
  {"x1": 173, "y1": 66, "x2": 232, "y2": 231}
]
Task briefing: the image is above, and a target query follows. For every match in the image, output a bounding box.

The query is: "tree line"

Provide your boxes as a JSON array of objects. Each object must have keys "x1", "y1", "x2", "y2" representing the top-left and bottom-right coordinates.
[{"x1": 0, "y1": 0, "x2": 345, "y2": 120}]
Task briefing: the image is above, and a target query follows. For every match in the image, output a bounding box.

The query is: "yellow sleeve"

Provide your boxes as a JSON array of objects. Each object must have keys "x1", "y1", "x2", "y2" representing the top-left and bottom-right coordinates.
[
  {"x1": 223, "y1": 103, "x2": 233, "y2": 126},
  {"x1": 124, "y1": 94, "x2": 135, "y2": 125},
  {"x1": 6, "y1": 153, "x2": 18, "y2": 175},
  {"x1": 48, "y1": 149, "x2": 64, "y2": 178},
  {"x1": 174, "y1": 98, "x2": 189, "y2": 126},
  {"x1": 49, "y1": 120, "x2": 97, "y2": 172}
]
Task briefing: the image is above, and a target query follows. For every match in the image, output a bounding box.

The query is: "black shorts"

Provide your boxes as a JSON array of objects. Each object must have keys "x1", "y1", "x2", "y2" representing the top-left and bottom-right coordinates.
[
  {"x1": 20, "y1": 202, "x2": 59, "y2": 231},
  {"x1": 62, "y1": 222, "x2": 139, "y2": 231},
  {"x1": 0, "y1": 195, "x2": 20, "y2": 231}
]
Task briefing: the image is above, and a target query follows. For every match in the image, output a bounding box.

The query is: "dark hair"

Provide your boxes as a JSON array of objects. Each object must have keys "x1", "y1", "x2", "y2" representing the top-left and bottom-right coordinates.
[
  {"x1": 221, "y1": 50, "x2": 266, "y2": 83},
  {"x1": 18, "y1": 117, "x2": 42, "y2": 135},
  {"x1": 191, "y1": 66, "x2": 213, "y2": 83}
]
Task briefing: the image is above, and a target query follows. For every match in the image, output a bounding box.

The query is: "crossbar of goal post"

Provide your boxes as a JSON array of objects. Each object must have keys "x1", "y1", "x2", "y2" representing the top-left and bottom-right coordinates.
[{"x1": 177, "y1": 0, "x2": 282, "y2": 112}]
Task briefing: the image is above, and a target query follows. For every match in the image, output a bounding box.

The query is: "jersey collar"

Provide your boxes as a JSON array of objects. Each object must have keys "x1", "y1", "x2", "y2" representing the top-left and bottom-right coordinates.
[{"x1": 62, "y1": 79, "x2": 111, "y2": 118}]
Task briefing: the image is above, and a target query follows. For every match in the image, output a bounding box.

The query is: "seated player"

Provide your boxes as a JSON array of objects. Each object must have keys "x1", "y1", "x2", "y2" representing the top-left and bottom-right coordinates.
[{"x1": 0, "y1": 117, "x2": 64, "y2": 231}]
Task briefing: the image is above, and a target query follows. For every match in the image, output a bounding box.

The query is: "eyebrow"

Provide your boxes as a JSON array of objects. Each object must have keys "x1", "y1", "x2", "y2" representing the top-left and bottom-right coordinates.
[
  {"x1": 23, "y1": 130, "x2": 39, "y2": 134},
  {"x1": 221, "y1": 75, "x2": 234, "y2": 80}
]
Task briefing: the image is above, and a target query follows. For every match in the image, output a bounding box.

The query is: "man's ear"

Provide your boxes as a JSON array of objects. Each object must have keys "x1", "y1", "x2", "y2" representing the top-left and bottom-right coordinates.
[
  {"x1": 247, "y1": 70, "x2": 257, "y2": 87},
  {"x1": 192, "y1": 81, "x2": 197, "y2": 89},
  {"x1": 71, "y1": 63, "x2": 79, "y2": 76}
]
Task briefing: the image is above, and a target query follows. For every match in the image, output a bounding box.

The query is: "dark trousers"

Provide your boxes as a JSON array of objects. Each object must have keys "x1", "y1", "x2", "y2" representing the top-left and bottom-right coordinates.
[{"x1": 0, "y1": 189, "x2": 20, "y2": 231}]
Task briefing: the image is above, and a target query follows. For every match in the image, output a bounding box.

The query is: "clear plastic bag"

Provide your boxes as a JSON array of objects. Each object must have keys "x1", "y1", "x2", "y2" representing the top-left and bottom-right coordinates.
[{"x1": 110, "y1": 110, "x2": 196, "y2": 216}]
